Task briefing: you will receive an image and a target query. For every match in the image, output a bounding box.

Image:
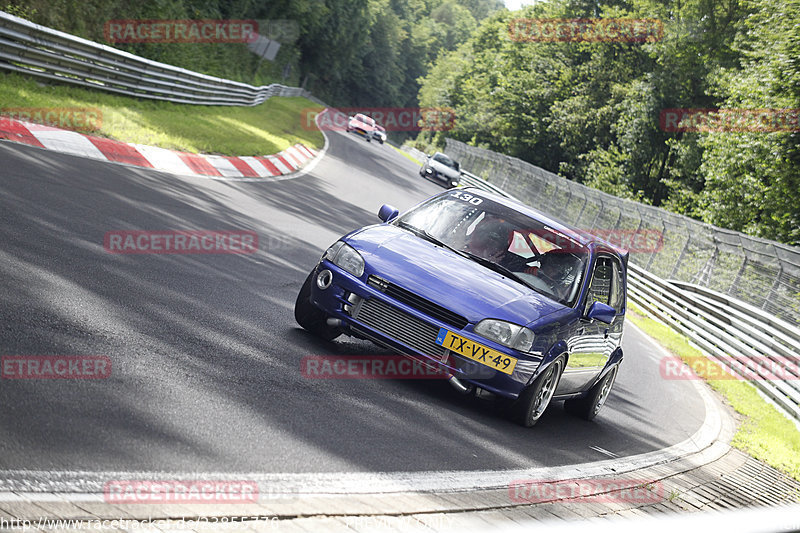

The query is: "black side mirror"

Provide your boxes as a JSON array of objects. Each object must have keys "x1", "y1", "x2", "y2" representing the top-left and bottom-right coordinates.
[{"x1": 378, "y1": 204, "x2": 399, "y2": 222}]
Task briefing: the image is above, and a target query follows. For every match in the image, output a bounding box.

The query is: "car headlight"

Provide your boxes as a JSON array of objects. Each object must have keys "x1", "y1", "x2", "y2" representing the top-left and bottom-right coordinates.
[
  {"x1": 324, "y1": 241, "x2": 365, "y2": 277},
  {"x1": 474, "y1": 319, "x2": 535, "y2": 352}
]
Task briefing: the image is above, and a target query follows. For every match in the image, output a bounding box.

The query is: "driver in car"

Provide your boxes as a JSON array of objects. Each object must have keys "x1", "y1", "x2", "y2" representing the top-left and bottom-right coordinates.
[
  {"x1": 535, "y1": 251, "x2": 582, "y2": 301},
  {"x1": 463, "y1": 216, "x2": 514, "y2": 264},
  {"x1": 465, "y1": 217, "x2": 582, "y2": 302}
]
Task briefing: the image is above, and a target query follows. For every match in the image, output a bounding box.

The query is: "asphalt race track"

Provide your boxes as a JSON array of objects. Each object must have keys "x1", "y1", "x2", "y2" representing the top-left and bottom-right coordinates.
[{"x1": 0, "y1": 128, "x2": 706, "y2": 481}]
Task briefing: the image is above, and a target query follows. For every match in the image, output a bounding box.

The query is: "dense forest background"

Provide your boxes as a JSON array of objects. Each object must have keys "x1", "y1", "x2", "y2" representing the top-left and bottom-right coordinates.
[
  {"x1": 416, "y1": 0, "x2": 799, "y2": 245},
  {"x1": 2, "y1": 0, "x2": 797, "y2": 245},
  {"x1": 1, "y1": 0, "x2": 503, "y2": 107}
]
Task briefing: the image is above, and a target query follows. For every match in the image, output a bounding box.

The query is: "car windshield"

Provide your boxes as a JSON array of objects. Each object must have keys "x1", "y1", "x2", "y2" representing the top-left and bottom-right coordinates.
[
  {"x1": 395, "y1": 191, "x2": 589, "y2": 306},
  {"x1": 432, "y1": 153, "x2": 457, "y2": 169}
]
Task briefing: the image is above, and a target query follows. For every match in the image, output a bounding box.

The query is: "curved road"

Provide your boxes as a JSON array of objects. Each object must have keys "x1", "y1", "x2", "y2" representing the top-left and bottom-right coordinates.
[{"x1": 0, "y1": 128, "x2": 705, "y2": 481}]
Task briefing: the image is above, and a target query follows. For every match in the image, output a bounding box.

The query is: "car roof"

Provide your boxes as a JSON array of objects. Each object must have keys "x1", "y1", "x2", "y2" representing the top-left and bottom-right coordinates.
[{"x1": 459, "y1": 187, "x2": 629, "y2": 258}]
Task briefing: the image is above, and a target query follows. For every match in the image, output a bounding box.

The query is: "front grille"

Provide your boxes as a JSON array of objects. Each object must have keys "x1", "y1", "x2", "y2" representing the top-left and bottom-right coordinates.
[
  {"x1": 352, "y1": 297, "x2": 447, "y2": 359},
  {"x1": 367, "y1": 276, "x2": 468, "y2": 329}
]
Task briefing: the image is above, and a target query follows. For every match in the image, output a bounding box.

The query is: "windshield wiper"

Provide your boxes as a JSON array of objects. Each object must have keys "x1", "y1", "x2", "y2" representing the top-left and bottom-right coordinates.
[
  {"x1": 398, "y1": 222, "x2": 454, "y2": 250},
  {"x1": 459, "y1": 250, "x2": 535, "y2": 290}
]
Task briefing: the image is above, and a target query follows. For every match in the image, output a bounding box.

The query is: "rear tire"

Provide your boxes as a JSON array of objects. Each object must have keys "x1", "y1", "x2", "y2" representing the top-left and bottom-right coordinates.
[
  {"x1": 294, "y1": 271, "x2": 341, "y2": 341},
  {"x1": 511, "y1": 356, "x2": 564, "y2": 427},
  {"x1": 565, "y1": 364, "x2": 618, "y2": 421}
]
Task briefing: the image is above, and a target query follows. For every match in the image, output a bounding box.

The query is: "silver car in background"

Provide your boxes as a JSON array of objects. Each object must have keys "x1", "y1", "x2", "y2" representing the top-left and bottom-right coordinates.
[
  {"x1": 420, "y1": 151, "x2": 461, "y2": 188},
  {"x1": 371, "y1": 125, "x2": 387, "y2": 144}
]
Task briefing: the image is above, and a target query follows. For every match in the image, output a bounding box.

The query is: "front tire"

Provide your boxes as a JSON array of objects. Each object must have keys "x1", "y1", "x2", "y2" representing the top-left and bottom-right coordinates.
[
  {"x1": 511, "y1": 356, "x2": 565, "y2": 427},
  {"x1": 565, "y1": 364, "x2": 618, "y2": 421},
  {"x1": 294, "y1": 271, "x2": 341, "y2": 341}
]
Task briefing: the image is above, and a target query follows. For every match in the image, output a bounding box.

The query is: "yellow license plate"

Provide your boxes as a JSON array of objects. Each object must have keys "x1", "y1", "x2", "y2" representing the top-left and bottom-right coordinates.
[{"x1": 435, "y1": 328, "x2": 518, "y2": 375}]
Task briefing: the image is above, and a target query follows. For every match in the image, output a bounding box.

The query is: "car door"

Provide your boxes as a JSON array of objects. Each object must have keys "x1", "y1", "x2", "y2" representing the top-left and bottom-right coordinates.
[{"x1": 557, "y1": 254, "x2": 625, "y2": 394}]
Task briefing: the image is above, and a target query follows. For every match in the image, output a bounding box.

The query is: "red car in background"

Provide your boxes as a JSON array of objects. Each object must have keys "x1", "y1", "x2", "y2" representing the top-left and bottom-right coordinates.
[{"x1": 346, "y1": 113, "x2": 377, "y2": 141}]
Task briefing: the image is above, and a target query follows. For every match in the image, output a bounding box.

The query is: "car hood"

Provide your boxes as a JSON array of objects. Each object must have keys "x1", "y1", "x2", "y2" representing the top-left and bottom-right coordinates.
[
  {"x1": 429, "y1": 160, "x2": 460, "y2": 178},
  {"x1": 345, "y1": 225, "x2": 564, "y2": 328}
]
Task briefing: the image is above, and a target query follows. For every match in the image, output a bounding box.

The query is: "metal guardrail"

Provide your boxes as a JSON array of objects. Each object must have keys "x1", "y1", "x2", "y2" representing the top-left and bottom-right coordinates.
[
  {"x1": 399, "y1": 147, "x2": 520, "y2": 199},
  {"x1": 0, "y1": 11, "x2": 310, "y2": 106},
  {"x1": 628, "y1": 263, "x2": 800, "y2": 421},
  {"x1": 399, "y1": 145, "x2": 427, "y2": 164},
  {"x1": 458, "y1": 169, "x2": 517, "y2": 200},
  {"x1": 458, "y1": 158, "x2": 800, "y2": 422}
]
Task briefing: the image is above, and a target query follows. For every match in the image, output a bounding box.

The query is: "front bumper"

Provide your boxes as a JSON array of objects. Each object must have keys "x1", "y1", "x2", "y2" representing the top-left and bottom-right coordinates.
[
  {"x1": 423, "y1": 167, "x2": 459, "y2": 186},
  {"x1": 308, "y1": 261, "x2": 543, "y2": 399},
  {"x1": 351, "y1": 127, "x2": 372, "y2": 139}
]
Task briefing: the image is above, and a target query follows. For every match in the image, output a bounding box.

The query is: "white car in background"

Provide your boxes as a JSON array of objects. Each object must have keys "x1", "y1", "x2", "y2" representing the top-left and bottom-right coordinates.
[{"x1": 420, "y1": 151, "x2": 461, "y2": 188}]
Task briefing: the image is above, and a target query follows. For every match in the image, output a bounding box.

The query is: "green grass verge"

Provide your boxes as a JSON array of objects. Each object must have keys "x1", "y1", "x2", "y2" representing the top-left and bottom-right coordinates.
[
  {"x1": 392, "y1": 144, "x2": 422, "y2": 165},
  {"x1": 0, "y1": 72, "x2": 324, "y2": 156},
  {"x1": 627, "y1": 301, "x2": 800, "y2": 481}
]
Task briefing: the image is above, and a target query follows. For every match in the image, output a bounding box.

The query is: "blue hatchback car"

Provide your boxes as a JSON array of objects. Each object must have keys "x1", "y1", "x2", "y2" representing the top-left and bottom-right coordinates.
[{"x1": 295, "y1": 188, "x2": 628, "y2": 427}]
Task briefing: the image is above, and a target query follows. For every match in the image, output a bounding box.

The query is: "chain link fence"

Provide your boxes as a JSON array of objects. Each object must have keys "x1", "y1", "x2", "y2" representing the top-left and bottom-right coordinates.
[{"x1": 445, "y1": 138, "x2": 800, "y2": 327}]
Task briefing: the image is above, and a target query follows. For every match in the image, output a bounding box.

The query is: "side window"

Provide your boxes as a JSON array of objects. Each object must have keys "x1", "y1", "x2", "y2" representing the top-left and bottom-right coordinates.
[
  {"x1": 609, "y1": 259, "x2": 625, "y2": 312},
  {"x1": 584, "y1": 257, "x2": 613, "y2": 315},
  {"x1": 584, "y1": 256, "x2": 624, "y2": 315}
]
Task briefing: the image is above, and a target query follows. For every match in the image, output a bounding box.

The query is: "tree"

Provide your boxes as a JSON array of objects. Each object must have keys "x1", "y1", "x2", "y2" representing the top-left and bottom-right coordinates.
[
  {"x1": 415, "y1": 0, "x2": 800, "y2": 246},
  {"x1": 699, "y1": 0, "x2": 800, "y2": 244}
]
